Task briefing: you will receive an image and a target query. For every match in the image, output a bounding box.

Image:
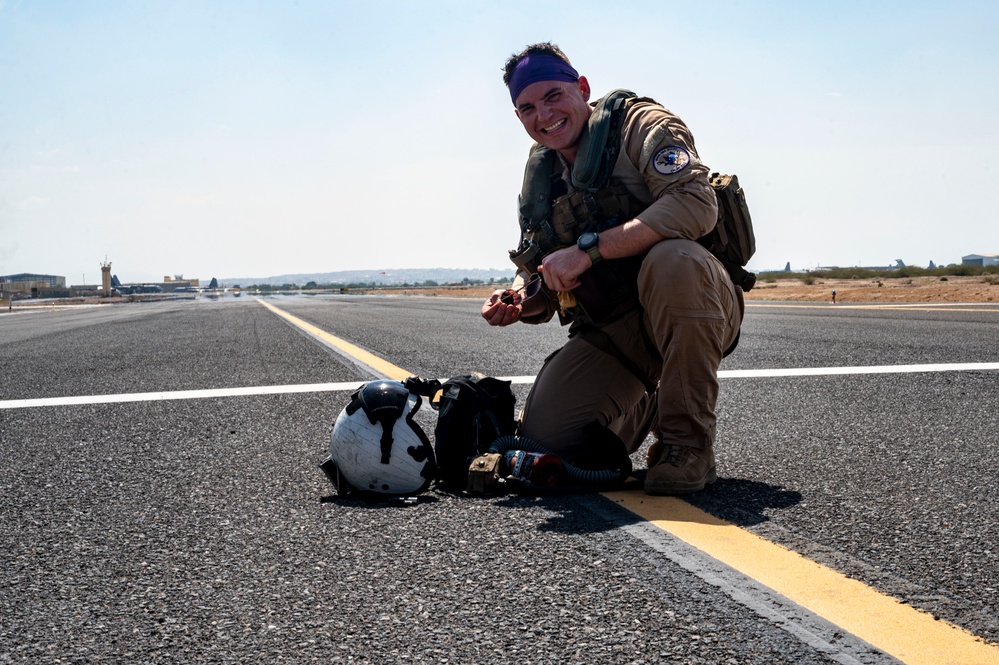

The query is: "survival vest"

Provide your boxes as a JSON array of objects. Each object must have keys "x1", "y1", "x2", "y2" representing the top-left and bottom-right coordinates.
[{"x1": 510, "y1": 89, "x2": 757, "y2": 326}]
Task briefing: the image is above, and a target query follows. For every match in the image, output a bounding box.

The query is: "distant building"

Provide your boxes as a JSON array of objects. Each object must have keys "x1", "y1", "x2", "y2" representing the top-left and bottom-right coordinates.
[
  {"x1": 162, "y1": 275, "x2": 200, "y2": 289},
  {"x1": 962, "y1": 254, "x2": 999, "y2": 267},
  {"x1": 0, "y1": 272, "x2": 66, "y2": 288},
  {"x1": 0, "y1": 273, "x2": 68, "y2": 298}
]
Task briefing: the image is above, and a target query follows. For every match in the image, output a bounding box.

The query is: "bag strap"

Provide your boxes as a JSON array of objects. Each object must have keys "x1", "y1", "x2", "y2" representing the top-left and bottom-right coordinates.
[
  {"x1": 403, "y1": 376, "x2": 443, "y2": 406},
  {"x1": 719, "y1": 259, "x2": 758, "y2": 292},
  {"x1": 570, "y1": 324, "x2": 658, "y2": 394}
]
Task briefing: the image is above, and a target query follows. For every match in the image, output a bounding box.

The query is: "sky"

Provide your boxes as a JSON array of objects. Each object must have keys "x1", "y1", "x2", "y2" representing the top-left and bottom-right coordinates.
[{"x1": 1, "y1": 0, "x2": 997, "y2": 284}]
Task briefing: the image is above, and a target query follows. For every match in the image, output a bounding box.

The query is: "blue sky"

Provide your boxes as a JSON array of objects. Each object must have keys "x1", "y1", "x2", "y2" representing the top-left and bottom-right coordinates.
[{"x1": 1, "y1": 1, "x2": 997, "y2": 283}]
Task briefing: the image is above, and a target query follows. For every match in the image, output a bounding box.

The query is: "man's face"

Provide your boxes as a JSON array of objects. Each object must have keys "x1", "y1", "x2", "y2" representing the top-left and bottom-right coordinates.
[{"x1": 514, "y1": 77, "x2": 592, "y2": 161}]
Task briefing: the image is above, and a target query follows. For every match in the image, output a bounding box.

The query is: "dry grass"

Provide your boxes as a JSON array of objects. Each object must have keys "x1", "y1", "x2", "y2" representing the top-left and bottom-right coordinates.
[
  {"x1": 376, "y1": 275, "x2": 998, "y2": 304},
  {"x1": 744, "y1": 275, "x2": 998, "y2": 303}
]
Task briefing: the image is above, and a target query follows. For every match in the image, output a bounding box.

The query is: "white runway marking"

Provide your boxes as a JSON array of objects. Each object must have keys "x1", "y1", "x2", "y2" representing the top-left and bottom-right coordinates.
[
  {"x1": 498, "y1": 361, "x2": 999, "y2": 383},
  {"x1": 3, "y1": 362, "x2": 998, "y2": 409},
  {"x1": 0, "y1": 382, "x2": 366, "y2": 410},
  {"x1": 717, "y1": 361, "x2": 999, "y2": 378}
]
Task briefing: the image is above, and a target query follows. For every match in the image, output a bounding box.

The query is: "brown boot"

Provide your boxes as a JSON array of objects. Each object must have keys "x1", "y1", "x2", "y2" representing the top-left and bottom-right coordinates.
[
  {"x1": 645, "y1": 443, "x2": 717, "y2": 495},
  {"x1": 645, "y1": 438, "x2": 665, "y2": 469}
]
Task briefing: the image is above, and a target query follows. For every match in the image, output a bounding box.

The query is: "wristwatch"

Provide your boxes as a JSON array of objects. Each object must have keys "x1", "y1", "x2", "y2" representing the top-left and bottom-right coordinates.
[{"x1": 577, "y1": 231, "x2": 602, "y2": 264}]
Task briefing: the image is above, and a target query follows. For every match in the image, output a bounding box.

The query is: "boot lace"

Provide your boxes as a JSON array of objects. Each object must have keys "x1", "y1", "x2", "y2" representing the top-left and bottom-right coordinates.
[{"x1": 657, "y1": 444, "x2": 691, "y2": 467}]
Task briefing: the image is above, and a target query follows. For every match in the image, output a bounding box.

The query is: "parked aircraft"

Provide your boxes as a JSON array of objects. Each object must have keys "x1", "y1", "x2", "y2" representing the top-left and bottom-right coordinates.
[{"x1": 110, "y1": 275, "x2": 164, "y2": 295}]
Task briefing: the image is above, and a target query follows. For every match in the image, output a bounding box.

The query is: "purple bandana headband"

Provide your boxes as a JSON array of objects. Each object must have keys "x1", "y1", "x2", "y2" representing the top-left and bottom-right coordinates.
[{"x1": 508, "y1": 53, "x2": 579, "y2": 105}]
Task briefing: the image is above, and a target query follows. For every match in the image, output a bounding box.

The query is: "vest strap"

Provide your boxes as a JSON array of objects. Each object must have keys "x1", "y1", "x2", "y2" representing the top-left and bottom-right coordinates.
[{"x1": 570, "y1": 324, "x2": 658, "y2": 395}]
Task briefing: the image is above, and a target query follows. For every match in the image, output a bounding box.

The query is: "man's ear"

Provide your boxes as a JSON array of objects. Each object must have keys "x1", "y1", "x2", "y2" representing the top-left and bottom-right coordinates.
[{"x1": 578, "y1": 75, "x2": 591, "y2": 103}]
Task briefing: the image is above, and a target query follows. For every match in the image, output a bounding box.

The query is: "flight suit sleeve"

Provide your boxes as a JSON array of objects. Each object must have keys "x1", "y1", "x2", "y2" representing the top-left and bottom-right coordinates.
[{"x1": 621, "y1": 104, "x2": 717, "y2": 240}]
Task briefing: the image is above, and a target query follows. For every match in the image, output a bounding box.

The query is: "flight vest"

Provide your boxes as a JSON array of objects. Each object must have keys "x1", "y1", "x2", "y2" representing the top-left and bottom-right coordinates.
[
  {"x1": 510, "y1": 89, "x2": 756, "y2": 327},
  {"x1": 511, "y1": 90, "x2": 649, "y2": 325}
]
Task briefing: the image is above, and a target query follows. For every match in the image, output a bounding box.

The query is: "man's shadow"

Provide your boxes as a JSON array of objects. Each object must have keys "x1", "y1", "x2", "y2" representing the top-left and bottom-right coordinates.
[
  {"x1": 524, "y1": 476, "x2": 802, "y2": 535},
  {"x1": 684, "y1": 477, "x2": 803, "y2": 527},
  {"x1": 317, "y1": 476, "x2": 802, "y2": 534}
]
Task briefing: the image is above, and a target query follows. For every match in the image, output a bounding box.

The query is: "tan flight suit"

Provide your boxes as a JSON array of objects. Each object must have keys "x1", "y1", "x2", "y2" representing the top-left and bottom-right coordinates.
[{"x1": 516, "y1": 100, "x2": 745, "y2": 463}]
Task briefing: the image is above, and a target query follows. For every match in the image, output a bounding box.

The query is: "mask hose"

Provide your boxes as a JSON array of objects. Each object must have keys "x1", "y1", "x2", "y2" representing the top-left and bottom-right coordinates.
[{"x1": 487, "y1": 435, "x2": 629, "y2": 485}]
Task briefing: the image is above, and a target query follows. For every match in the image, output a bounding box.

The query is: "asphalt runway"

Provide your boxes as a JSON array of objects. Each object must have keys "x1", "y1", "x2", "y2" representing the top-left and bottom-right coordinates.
[{"x1": 2, "y1": 295, "x2": 997, "y2": 664}]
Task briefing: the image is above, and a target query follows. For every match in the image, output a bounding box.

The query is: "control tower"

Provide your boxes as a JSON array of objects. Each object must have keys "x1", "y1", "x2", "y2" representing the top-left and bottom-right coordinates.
[{"x1": 100, "y1": 259, "x2": 112, "y2": 297}]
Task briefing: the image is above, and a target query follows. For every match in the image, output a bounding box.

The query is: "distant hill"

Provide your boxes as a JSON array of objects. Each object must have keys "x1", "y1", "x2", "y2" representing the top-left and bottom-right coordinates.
[{"x1": 220, "y1": 268, "x2": 515, "y2": 287}]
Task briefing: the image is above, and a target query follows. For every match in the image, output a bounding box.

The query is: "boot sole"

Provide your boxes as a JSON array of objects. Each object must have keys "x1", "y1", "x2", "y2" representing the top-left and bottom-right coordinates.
[{"x1": 644, "y1": 466, "x2": 717, "y2": 495}]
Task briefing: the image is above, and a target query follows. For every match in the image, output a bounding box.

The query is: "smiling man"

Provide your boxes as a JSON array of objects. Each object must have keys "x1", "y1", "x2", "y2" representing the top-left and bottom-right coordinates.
[{"x1": 481, "y1": 42, "x2": 745, "y2": 494}]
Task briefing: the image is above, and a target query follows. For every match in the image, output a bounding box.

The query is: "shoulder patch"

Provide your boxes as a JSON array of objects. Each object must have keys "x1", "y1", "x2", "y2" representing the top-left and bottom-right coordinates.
[{"x1": 652, "y1": 146, "x2": 690, "y2": 175}]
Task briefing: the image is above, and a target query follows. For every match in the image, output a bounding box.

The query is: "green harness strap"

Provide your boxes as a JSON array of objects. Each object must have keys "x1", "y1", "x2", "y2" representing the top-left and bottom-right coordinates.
[
  {"x1": 571, "y1": 89, "x2": 637, "y2": 191},
  {"x1": 517, "y1": 89, "x2": 640, "y2": 237}
]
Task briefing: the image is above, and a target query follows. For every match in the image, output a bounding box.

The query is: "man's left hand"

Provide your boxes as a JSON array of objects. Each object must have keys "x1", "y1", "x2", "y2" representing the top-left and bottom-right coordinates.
[
  {"x1": 481, "y1": 290, "x2": 522, "y2": 327},
  {"x1": 539, "y1": 246, "x2": 591, "y2": 292}
]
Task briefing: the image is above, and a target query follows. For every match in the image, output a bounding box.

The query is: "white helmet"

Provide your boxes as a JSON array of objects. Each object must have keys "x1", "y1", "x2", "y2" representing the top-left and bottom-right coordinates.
[{"x1": 321, "y1": 380, "x2": 436, "y2": 496}]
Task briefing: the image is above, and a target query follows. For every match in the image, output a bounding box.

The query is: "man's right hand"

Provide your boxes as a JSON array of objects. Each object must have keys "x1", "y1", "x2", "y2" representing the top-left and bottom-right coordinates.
[{"x1": 481, "y1": 290, "x2": 522, "y2": 327}]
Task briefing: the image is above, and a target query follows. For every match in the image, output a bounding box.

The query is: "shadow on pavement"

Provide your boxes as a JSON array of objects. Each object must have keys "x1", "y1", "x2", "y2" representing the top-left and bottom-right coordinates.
[
  {"x1": 317, "y1": 477, "x2": 802, "y2": 533},
  {"x1": 512, "y1": 476, "x2": 802, "y2": 534},
  {"x1": 685, "y1": 477, "x2": 803, "y2": 527}
]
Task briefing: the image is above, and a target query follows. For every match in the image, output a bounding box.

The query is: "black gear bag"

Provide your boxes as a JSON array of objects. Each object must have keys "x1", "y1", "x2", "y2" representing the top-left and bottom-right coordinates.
[
  {"x1": 700, "y1": 172, "x2": 757, "y2": 292},
  {"x1": 404, "y1": 374, "x2": 517, "y2": 489}
]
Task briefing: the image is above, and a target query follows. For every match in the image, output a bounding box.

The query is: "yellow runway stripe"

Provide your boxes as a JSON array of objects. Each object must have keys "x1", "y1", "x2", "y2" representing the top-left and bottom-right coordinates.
[
  {"x1": 256, "y1": 298, "x2": 411, "y2": 381},
  {"x1": 608, "y1": 490, "x2": 999, "y2": 665}
]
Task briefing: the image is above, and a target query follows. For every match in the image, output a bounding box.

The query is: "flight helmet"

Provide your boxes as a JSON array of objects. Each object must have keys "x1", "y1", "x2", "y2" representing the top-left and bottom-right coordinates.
[{"x1": 321, "y1": 380, "x2": 436, "y2": 496}]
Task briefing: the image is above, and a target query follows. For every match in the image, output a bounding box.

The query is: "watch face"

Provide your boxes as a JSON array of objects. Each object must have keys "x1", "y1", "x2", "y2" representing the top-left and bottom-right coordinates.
[{"x1": 578, "y1": 232, "x2": 598, "y2": 250}]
